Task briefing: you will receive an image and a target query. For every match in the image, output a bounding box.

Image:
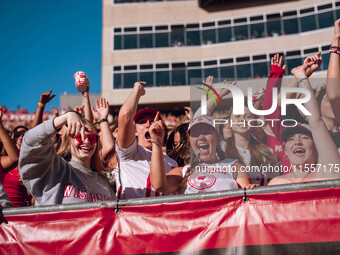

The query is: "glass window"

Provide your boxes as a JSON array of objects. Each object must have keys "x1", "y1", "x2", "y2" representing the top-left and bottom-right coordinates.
[
  {"x1": 202, "y1": 29, "x2": 216, "y2": 44},
  {"x1": 171, "y1": 29, "x2": 185, "y2": 47},
  {"x1": 203, "y1": 68, "x2": 218, "y2": 79},
  {"x1": 283, "y1": 18, "x2": 299, "y2": 35},
  {"x1": 236, "y1": 64, "x2": 251, "y2": 79},
  {"x1": 250, "y1": 23, "x2": 265, "y2": 39},
  {"x1": 286, "y1": 58, "x2": 302, "y2": 74},
  {"x1": 187, "y1": 30, "x2": 201, "y2": 46},
  {"x1": 318, "y1": 11, "x2": 335, "y2": 29},
  {"x1": 123, "y1": 73, "x2": 137, "y2": 88},
  {"x1": 337, "y1": 9, "x2": 340, "y2": 19},
  {"x1": 114, "y1": 35, "x2": 122, "y2": 50},
  {"x1": 156, "y1": 71, "x2": 169, "y2": 86},
  {"x1": 321, "y1": 53, "x2": 330, "y2": 70},
  {"x1": 267, "y1": 19, "x2": 281, "y2": 37},
  {"x1": 218, "y1": 27, "x2": 232, "y2": 42},
  {"x1": 188, "y1": 69, "x2": 202, "y2": 85},
  {"x1": 140, "y1": 72, "x2": 154, "y2": 86},
  {"x1": 124, "y1": 34, "x2": 137, "y2": 49},
  {"x1": 113, "y1": 73, "x2": 122, "y2": 89},
  {"x1": 253, "y1": 62, "x2": 268, "y2": 78},
  {"x1": 220, "y1": 66, "x2": 235, "y2": 80},
  {"x1": 234, "y1": 25, "x2": 248, "y2": 41},
  {"x1": 300, "y1": 15, "x2": 317, "y2": 32},
  {"x1": 172, "y1": 69, "x2": 186, "y2": 86},
  {"x1": 155, "y1": 33, "x2": 169, "y2": 48},
  {"x1": 139, "y1": 33, "x2": 153, "y2": 48}
]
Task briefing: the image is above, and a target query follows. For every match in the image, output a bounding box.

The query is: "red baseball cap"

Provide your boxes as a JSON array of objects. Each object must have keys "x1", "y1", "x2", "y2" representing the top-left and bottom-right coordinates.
[{"x1": 134, "y1": 108, "x2": 158, "y2": 123}]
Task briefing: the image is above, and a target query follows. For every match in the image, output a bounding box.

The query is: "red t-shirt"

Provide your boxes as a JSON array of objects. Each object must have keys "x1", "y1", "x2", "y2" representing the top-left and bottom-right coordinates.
[{"x1": 0, "y1": 167, "x2": 31, "y2": 207}]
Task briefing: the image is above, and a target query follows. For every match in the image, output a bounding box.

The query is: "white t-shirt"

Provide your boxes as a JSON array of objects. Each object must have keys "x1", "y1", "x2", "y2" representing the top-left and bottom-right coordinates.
[
  {"x1": 116, "y1": 141, "x2": 178, "y2": 199},
  {"x1": 182, "y1": 159, "x2": 239, "y2": 194}
]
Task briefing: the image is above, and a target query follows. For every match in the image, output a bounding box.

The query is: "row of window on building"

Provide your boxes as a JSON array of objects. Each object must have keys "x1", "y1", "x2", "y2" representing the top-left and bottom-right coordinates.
[
  {"x1": 114, "y1": 2, "x2": 338, "y2": 50},
  {"x1": 113, "y1": 47, "x2": 330, "y2": 89}
]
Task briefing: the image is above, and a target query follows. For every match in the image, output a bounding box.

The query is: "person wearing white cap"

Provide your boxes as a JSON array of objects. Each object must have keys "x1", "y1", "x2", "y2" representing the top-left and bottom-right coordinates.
[
  {"x1": 268, "y1": 62, "x2": 340, "y2": 185},
  {"x1": 116, "y1": 82, "x2": 178, "y2": 199},
  {"x1": 149, "y1": 114, "x2": 256, "y2": 195}
]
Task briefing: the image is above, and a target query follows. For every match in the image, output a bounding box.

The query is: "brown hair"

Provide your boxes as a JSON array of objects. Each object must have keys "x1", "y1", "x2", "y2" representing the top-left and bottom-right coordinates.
[{"x1": 57, "y1": 119, "x2": 106, "y2": 174}]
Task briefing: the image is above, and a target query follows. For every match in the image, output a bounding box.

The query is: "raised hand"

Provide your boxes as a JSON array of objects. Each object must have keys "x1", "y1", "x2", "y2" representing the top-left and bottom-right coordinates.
[
  {"x1": 66, "y1": 112, "x2": 85, "y2": 140},
  {"x1": 333, "y1": 19, "x2": 340, "y2": 39},
  {"x1": 184, "y1": 106, "x2": 192, "y2": 122},
  {"x1": 291, "y1": 61, "x2": 314, "y2": 78},
  {"x1": 74, "y1": 105, "x2": 84, "y2": 115},
  {"x1": 51, "y1": 106, "x2": 59, "y2": 117},
  {"x1": 0, "y1": 107, "x2": 3, "y2": 121},
  {"x1": 149, "y1": 112, "x2": 164, "y2": 144},
  {"x1": 39, "y1": 89, "x2": 56, "y2": 105},
  {"x1": 133, "y1": 81, "x2": 146, "y2": 97},
  {"x1": 220, "y1": 79, "x2": 237, "y2": 97},
  {"x1": 304, "y1": 52, "x2": 322, "y2": 77},
  {"x1": 271, "y1": 53, "x2": 286, "y2": 69},
  {"x1": 91, "y1": 97, "x2": 109, "y2": 121}
]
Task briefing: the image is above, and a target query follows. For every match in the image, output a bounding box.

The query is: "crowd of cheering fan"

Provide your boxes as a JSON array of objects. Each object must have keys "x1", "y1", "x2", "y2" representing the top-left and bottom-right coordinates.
[{"x1": 1, "y1": 20, "x2": 340, "y2": 208}]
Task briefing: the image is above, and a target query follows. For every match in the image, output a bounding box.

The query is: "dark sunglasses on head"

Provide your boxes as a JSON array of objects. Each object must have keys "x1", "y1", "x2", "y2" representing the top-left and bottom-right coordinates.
[{"x1": 75, "y1": 133, "x2": 99, "y2": 144}]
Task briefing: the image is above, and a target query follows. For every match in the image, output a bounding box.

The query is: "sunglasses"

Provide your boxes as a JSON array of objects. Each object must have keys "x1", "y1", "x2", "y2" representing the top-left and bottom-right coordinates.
[
  {"x1": 13, "y1": 130, "x2": 26, "y2": 139},
  {"x1": 75, "y1": 133, "x2": 99, "y2": 144}
]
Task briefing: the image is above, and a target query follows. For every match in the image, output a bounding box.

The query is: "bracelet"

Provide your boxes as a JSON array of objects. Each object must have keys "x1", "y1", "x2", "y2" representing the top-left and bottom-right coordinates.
[
  {"x1": 150, "y1": 140, "x2": 161, "y2": 146},
  {"x1": 330, "y1": 46, "x2": 340, "y2": 50},
  {"x1": 297, "y1": 77, "x2": 308, "y2": 85},
  {"x1": 98, "y1": 118, "x2": 108, "y2": 124},
  {"x1": 38, "y1": 102, "x2": 45, "y2": 107},
  {"x1": 329, "y1": 49, "x2": 340, "y2": 55}
]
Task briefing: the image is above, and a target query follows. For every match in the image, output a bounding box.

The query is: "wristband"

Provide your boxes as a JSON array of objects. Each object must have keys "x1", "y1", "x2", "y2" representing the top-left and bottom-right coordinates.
[
  {"x1": 330, "y1": 46, "x2": 340, "y2": 50},
  {"x1": 38, "y1": 102, "x2": 45, "y2": 107},
  {"x1": 151, "y1": 140, "x2": 161, "y2": 146},
  {"x1": 329, "y1": 49, "x2": 340, "y2": 55},
  {"x1": 98, "y1": 118, "x2": 108, "y2": 124},
  {"x1": 297, "y1": 77, "x2": 308, "y2": 85}
]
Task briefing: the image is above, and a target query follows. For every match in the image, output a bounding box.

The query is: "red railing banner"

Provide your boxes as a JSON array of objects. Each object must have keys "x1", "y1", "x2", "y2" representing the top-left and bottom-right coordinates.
[{"x1": 0, "y1": 187, "x2": 340, "y2": 254}]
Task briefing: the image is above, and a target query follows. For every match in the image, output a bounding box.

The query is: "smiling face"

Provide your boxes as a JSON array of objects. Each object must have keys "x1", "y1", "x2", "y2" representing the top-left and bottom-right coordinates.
[
  {"x1": 190, "y1": 124, "x2": 219, "y2": 164},
  {"x1": 284, "y1": 133, "x2": 317, "y2": 168},
  {"x1": 230, "y1": 107, "x2": 255, "y2": 136},
  {"x1": 71, "y1": 124, "x2": 98, "y2": 166},
  {"x1": 12, "y1": 127, "x2": 28, "y2": 150}
]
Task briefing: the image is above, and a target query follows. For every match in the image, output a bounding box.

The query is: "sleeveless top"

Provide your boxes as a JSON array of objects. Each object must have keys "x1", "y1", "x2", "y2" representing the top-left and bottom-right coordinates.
[{"x1": 182, "y1": 158, "x2": 239, "y2": 194}]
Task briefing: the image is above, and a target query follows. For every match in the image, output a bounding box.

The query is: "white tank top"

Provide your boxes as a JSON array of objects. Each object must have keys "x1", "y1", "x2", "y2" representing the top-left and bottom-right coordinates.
[{"x1": 182, "y1": 158, "x2": 239, "y2": 194}]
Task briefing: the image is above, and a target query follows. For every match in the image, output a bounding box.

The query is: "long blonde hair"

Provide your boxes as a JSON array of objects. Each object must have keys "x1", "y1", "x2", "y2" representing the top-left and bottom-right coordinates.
[{"x1": 57, "y1": 119, "x2": 106, "y2": 174}]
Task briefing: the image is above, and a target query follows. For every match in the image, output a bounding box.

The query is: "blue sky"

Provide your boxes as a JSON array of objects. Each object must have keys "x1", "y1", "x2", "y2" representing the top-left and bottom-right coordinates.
[{"x1": 0, "y1": 0, "x2": 102, "y2": 113}]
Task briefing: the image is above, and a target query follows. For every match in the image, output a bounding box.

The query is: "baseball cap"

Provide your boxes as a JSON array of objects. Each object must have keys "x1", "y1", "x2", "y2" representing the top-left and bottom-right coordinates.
[
  {"x1": 134, "y1": 108, "x2": 158, "y2": 124},
  {"x1": 281, "y1": 123, "x2": 312, "y2": 142},
  {"x1": 188, "y1": 115, "x2": 216, "y2": 132}
]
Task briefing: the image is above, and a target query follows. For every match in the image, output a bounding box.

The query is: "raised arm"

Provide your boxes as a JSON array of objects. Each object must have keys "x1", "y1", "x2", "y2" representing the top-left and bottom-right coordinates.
[
  {"x1": 117, "y1": 82, "x2": 145, "y2": 149},
  {"x1": 91, "y1": 98, "x2": 114, "y2": 161},
  {"x1": 81, "y1": 77, "x2": 94, "y2": 122},
  {"x1": 262, "y1": 54, "x2": 286, "y2": 137},
  {"x1": 150, "y1": 112, "x2": 182, "y2": 194},
  {"x1": 0, "y1": 107, "x2": 19, "y2": 171},
  {"x1": 326, "y1": 19, "x2": 340, "y2": 121},
  {"x1": 204, "y1": 76, "x2": 237, "y2": 114},
  {"x1": 280, "y1": 52, "x2": 322, "y2": 104},
  {"x1": 292, "y1": 63, "x2": 340, "y2": 170},
  {"x1": 32, "y1": 90, "x2": 56, "y2": 128}
]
